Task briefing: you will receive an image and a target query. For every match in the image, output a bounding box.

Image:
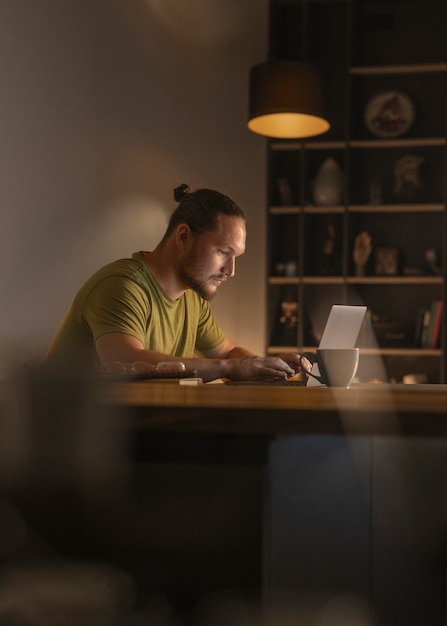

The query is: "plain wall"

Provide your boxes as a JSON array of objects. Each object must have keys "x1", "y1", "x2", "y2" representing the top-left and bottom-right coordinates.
[{"x1": 0, "y1": 0, "x2": 268, "y2": 374}]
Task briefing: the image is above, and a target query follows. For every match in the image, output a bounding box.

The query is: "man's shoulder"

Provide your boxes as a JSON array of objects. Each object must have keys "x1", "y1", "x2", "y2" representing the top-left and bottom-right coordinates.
[
  {"x1": 78, "y1": 254, "x2": 149, "y2": 299},
  {"x1": 93, "y1": 253, "x2": 145, "y2": 280}
]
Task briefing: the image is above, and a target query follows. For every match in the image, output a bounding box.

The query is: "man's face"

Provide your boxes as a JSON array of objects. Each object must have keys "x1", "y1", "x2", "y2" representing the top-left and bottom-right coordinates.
[{"x1": 178, "y1": 214, "x2": 246, "y2": 300}]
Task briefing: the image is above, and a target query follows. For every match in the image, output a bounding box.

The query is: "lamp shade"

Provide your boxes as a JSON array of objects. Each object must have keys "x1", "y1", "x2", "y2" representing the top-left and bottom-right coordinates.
[{"x1": 248, "y1": 60, "x2": 330, "y2": 139}]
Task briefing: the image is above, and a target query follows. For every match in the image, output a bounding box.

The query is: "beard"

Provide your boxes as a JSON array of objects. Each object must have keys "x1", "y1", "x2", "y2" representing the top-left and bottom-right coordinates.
[{"x1": 179, "y1": 267, "x2": 222, "y2": 301}]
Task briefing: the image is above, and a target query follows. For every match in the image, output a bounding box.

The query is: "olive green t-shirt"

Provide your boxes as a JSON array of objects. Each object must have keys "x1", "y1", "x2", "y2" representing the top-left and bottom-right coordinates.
[{"x1": 46, "y1": 252, "x2": 226, "y2": 371}]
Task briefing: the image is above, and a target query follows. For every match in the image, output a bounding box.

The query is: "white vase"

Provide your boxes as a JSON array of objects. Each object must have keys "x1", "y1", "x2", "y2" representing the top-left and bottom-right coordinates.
[{"x1": 312, "y1": 157, "x2": 344, "y2": 206}]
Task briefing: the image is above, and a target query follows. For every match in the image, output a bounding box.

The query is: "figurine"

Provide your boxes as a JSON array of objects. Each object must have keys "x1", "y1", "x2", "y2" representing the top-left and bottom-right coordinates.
[
  {"x1": 425, "y1": 247, "x2": 442, "y2": 276},
  {"x1": 279, "y1": 299, "x2": 298, "y2": 330},
  {"x1": 393, "y1": 155, "x2": 425, "y2": 201},
  {"x1": 319, "y1": 217, "x2": 337, "y2": 275},
  {"x1": 353, "y1": 231, "x2": 372, "y2": 276},
  {"x1": 270, "y1": 295, "x2": 298, "y2": 346}
]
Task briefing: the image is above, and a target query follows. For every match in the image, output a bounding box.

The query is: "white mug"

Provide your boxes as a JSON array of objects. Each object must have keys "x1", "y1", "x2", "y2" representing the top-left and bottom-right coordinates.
[{"x1": 300, "y1": 348, "x2": 359, "y2": 388}]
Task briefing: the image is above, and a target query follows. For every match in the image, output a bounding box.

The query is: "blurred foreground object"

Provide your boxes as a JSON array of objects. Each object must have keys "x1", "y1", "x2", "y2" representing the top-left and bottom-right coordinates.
[
  {"x1": 0, "y1": 366, "x2": 130, "y2": 495},
  {"x1": 0, "y1": 561, "x2": 135, "y2": 626}
]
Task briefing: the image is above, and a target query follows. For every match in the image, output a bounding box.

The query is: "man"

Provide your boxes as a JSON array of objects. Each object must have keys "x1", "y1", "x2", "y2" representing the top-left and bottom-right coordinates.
[{"x1": 46, "y1": 184, "x2": 304, "y2": 382}]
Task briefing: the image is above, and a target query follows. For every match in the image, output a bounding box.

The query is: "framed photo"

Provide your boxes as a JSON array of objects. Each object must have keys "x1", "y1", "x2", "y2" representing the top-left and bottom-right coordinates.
[{"x1": 375, "y1": 247, "x2": 400, "y2": 276}]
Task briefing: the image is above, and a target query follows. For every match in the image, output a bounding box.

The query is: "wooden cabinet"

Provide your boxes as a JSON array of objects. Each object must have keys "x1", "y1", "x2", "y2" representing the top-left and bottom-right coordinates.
[{"x1": 266, "y1": 0, "x2": 447, "y2": 383}]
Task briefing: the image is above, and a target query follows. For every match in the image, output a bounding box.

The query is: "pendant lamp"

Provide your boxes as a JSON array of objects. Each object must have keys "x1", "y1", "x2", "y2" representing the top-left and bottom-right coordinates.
[{"x1": 247, "y1": 60, "x2": 330, "y2": 139}]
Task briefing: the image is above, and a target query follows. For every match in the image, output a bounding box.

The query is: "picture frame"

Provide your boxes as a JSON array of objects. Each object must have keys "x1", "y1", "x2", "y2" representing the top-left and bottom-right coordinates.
[{"x1": 375, "y1": 247, "x2": 400, "y2": 276}]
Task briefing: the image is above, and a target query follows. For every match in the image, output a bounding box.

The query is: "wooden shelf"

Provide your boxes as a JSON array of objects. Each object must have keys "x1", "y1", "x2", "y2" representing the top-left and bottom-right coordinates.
[
  {"x1": 350, "y1": 63, "x2": 447, "y2": 76},
  {"x1": 349, "y1": 138, "x2": 446, "y2": 149},
  {"x1": 347, "y1": 276, "x2": 443, "y2": 285},
  {"x1": 267, "y1": 0, "x2": 447, "y2": 384},
  {"x1": 302, "y1": 276, "x2": 345, "y2": 285},
  {"x1": 359, "y1": 348, "x2": 442, "y2": 357},
  {"x1": 268, "y1": 276, "x2": 300, "y2": 285},
  {"x1": 270, "y1": 140, "x2": 346, "y2": 151},
  {"x1": 269, "y1": 206, "x2": 300, "y2": 215},
  {"x1": 267, "y1": 346, "x2": 443, "y2": 357},
  {"x1": 348, "y1": 204, "x2": 444, "y2": 213},
  {"x1": 269, "y1": 276, "x2": 443, "y2": 286},
  {"x1": 304, "y1": 205, "x2": 345, "y2": 214},
  {"x1": 270, "y1": 138, "x2": 446, "y2": 150},
  {"x1": 270, "y1": 204, "x2": 444, "y2": 214}
]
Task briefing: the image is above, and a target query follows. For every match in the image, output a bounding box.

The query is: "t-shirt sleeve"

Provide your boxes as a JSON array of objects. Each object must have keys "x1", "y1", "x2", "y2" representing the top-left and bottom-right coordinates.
[
  {"x1": 82, "y1": 275, "x2": 149, "y2": 344},
  {"x1": 194, "y1": 299, "x2": 227, "y2": 353}
]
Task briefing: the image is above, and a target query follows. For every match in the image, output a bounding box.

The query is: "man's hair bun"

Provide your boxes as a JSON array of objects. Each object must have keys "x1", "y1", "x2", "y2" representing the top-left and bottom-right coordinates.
[{"x1": 174, "y1": 184, "x2": 190, "y2": 203}]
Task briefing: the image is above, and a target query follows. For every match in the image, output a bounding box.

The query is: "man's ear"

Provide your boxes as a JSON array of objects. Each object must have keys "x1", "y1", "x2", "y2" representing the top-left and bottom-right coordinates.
[{"x1": 176, "y1": 224, "x2": 191, "y2": 247}]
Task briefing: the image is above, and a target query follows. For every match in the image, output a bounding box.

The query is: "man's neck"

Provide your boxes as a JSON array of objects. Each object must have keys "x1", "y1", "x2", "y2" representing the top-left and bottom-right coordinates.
[{"x1": 142, "y1": 249, "x2": 184, "y2": 300}]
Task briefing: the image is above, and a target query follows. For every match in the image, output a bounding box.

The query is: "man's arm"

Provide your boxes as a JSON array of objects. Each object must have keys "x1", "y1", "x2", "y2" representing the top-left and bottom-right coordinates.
[{"x1": 95, "y1": 332, "x2": 302, "y2": 383}]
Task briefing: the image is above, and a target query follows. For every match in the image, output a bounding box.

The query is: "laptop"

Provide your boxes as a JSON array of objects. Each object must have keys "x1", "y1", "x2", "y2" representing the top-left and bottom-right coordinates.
[
  {"x1": 226, "y1": 304, "x2": 366, "y2": 387},
  {"x1": 305, "y1": 304, "x2": 367, "y2": 387}
]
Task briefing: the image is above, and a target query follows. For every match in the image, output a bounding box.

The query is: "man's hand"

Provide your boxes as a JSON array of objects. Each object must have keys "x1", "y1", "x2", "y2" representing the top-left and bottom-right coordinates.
[
  {"x1": 278, "y1": 352, "x2": 313, "y2": 377},
  {"x1": 225, "y1": 354, "x2": 306, "y2": 381},
  {"x1": 96, "y1": 333, "x2": 310, "y2": 383}
]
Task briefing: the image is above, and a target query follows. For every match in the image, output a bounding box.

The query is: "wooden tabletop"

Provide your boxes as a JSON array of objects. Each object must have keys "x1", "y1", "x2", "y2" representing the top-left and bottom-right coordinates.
[{"x1": 98, "y1": 381, "x2": 447, "y2": 437}]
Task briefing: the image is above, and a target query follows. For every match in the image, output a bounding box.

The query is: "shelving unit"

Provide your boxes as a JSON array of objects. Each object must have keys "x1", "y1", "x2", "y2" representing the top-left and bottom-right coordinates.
[{"x1": 266, "y1": 0, "x2": 447, "y2": 383}]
